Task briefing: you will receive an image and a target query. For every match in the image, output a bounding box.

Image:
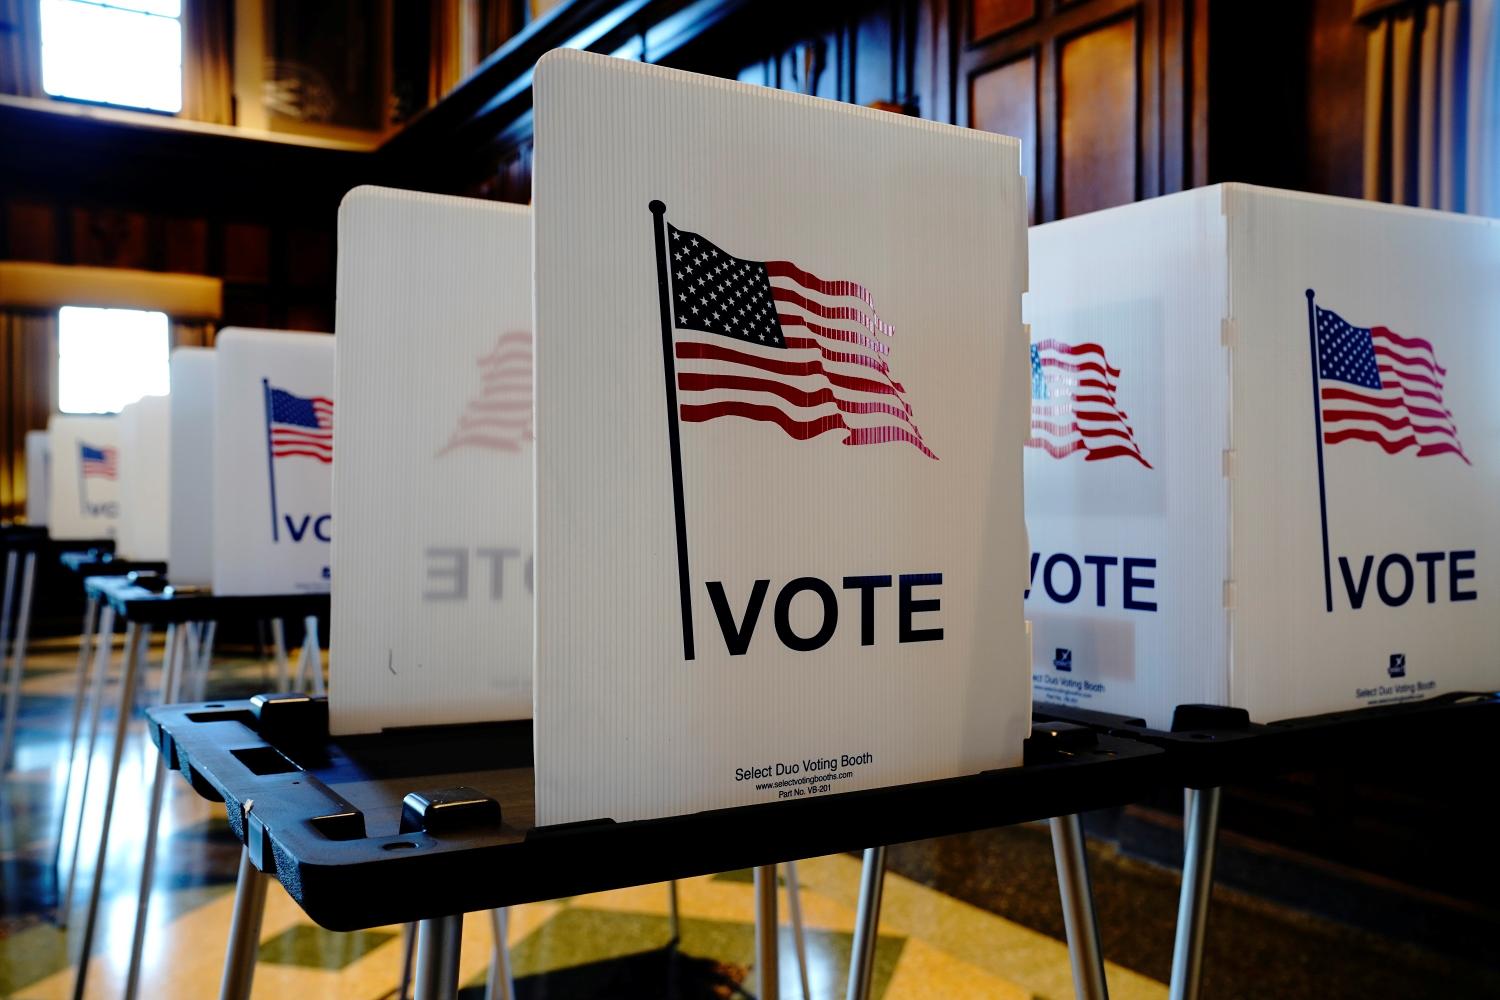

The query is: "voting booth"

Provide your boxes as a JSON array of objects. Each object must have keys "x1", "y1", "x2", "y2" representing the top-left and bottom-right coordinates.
[
  {"x1": 170, "y1": 348, "x2": 216, "y2": 588},
  {"x1": 330, "y1": 188, "x2": 532, "y2": 734},
  {"x1": 532, "y1": 51, "x2": 1032, "y2": 825},
  {"x1": 211, "y1": 329, "x2": 334, "y2": 596},
  {"x1": 47, "y1": 415, "x2": 119, "y2": 541},
  {"x1": 1024, "y1": 184, "x2": 1500, "y2": 728},
  {"x1": 115, "y1": 395, "x2": 170, "y2": 563},
  {"x1": 24, "y1": 431, "x2": 49, "y2": 527}
]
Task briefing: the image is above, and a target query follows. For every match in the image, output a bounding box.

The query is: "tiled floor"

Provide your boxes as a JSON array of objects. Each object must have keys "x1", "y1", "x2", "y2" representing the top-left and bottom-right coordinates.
[
  {"x1": 3, "y1": 632, "x2": 1497, "y2": 998},
  {"x1": 1, "y1": 634, "x2": 1164, "y2": 999}
]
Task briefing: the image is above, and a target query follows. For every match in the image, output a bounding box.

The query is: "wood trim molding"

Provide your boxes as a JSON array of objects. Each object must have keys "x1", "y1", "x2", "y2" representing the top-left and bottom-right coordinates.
[{"x1": 0, "y1": 262, "x2": 222, "y2": 318}]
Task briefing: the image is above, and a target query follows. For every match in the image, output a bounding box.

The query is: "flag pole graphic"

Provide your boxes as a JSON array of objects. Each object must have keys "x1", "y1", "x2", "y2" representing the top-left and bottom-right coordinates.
[
  {"x1": 261, "y1": 378, "x2": 281, "y2": 544},
  {"x1": 1305, "y1": 289, "x2": 1334, "y2": 613},
  {"x1": 650, "y1": 200, "x2": 697, "y2": 660},
  {"x1": 77, "y1": 445, "x2": 86, "y2": 517}
]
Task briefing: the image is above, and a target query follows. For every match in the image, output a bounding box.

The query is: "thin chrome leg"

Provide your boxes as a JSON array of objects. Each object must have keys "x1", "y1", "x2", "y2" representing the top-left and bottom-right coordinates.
[
  {"x1": 123, "y1": 624, "x2": 188, "y2": 1000},
  {"x1": 1050, "y1": 814, "x2": 1110, "y2": 1000},
  {"x1": 303, "y1": 616, "x2": 324, "y2": 697},
  {"x1": 397, "y1": 922, "x2": 416, "y2": 999},
  {"x1": 1169, "y1": 787, "x2": 1223, "y2": 1000},
  {"x1": 57, "y1": 604, "x2": 116, "y2": 927},
  {"x1": 0, "y1": 551, "x2": 38, "y2": 772},
  {"x1": 195, "y1": 620, "x2": 217, "y2": 699},
  {"x1": 269, "y1": 617, "x2": 289, "y2": 690},
  {"x1": 784, "y1": 862, "x2": 812, "y2": 1000},
  {"x1": 413, "y1": 914, "x2": 464, "y2": 1000},
  {"x1": 0, "y1": 550, "x2": 16, "y2": 668},
  {"x1": 218, "y1": 845, "x2": 271, "y2": 1000},
  {"x1": 50, "y1": 595, "x2": 98, "y2": 878},
  {"x1": 754, "y1": 865, "x2": 780, "y2": 1000},
  {"x1": 71, "y1": 622, "x2": 149, "y2": 1000},
  {"x1": 0, "y1": 551, "x2": 18, "y2": 771},
  {"x1": 484, "y1": 908, "x2": 514, "y2": 1000},
  {"x1": 845, "y1": 846, "x2": 886, "y2": 1000}
]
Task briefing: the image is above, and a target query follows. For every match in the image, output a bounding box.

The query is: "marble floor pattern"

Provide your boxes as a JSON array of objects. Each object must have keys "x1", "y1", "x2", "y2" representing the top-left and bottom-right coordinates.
[
  {"x1": 4, "y1": 631, "x2": 1496, "y2": 998},
  {"x1": 0, "y1": 634, "x2": 1163, "y2": 999}
]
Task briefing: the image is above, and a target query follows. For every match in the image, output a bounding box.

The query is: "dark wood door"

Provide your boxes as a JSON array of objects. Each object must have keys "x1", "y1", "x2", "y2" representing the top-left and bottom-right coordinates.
[{"x1": 950, "y1": 0, "x2": 1206, "y2": 221}]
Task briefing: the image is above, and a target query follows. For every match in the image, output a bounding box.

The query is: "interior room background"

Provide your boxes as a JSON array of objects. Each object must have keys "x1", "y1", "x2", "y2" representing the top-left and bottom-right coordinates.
[{"x1": 1, "y1": 0, "x2": 1497, "y2": 962}]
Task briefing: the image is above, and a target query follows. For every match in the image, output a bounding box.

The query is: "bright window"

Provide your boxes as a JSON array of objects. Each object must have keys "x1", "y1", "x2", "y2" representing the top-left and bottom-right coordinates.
[
  {"x1": 58, "y1": 306, "x2": 171, "y2": 414},
  {"x1": 41, "y1": 0, "x2": 183, "y2": 113}
]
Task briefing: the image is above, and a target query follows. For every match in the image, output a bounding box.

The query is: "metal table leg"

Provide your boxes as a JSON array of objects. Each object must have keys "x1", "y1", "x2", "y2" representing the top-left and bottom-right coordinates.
[
  {"x1": 219, "y1": 845, "x2": 271, "y2": 1000},
  {"x1": 0, "y1": 551, "x2": 16, "y2": 770},
  {"x1": 846, "y1": 846, "x2": 886, "y2": 1000},
  {"x1": 668, "y1": 879, "x2": 681, "y2": 942},
  {"x1": 0, "y1": 550, "x2": 15, "y2": 664},
  {"x1": 195, "y1": 620, "x2": 217, "y2": 699},
  {"x1": 414, "y1": 914, "x2": 464, "y2": 1000},
  {"x1": 754, "y1": 865, "x2": 780, "y2": 1000},
  {"x1": 397, "y1": 922, "x2": 416, "y2": 999},
  {"x1": 269, "y1": 617, "x2": 290, "y2": 690},
  {"x1": 0, "y1": 551, "x2": 37, "y2": 772},
  {"x1": 123, "y1": 623, "x2": 189, "y2": 1000},
  {"x1": 784, "y1": 861, "x2": 812, "y2": 1000},
  {"x1": 70, "y1": 621, "x2": 148, "y2": 1000},
  {"x1": 1169, "y1": 787, "x2": 1222, "y2": 1000},
  {"x1": 1051, "y1": 814, "x2": 1110, "y2": 1000},
  {"x1": 56, "y1": 603, "x2": 115, "y2": 925},
  {"x1": 49, "y1": 594, "x2": 99, "y2": 881},
  {"x1": 485, "y1": 908, "x2": 514, "y2": 1000}
]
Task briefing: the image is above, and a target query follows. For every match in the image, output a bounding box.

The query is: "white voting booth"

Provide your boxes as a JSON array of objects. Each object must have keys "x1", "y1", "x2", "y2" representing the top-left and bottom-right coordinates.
[
  {"x1": 169, "y1": 348, "x2": 216, "y2": 587},
  {"x1": 212, "y1": 329, "x2": 334, "y2": 595},
  {"x1": 25, "y1": 431, "x2": 49, "y2": 527},
  {"x1": 115, "y1": 395, "x2": 170, "y2": 562},
  {"x1": 330, "y1": 188, "x2": 532, "y2": 735},
  {"x1": 532, "y1": 51, "x2": 1032, "y2": 826},
  {"x1": 47, "y1": 414, "x2": 119, "y2": 541},
  {"x1": 1024, "y1": 184, "x2": 1500, "y2": 728}
]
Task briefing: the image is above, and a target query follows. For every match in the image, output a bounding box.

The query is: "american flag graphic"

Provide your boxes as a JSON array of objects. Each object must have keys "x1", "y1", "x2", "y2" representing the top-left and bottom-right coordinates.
[
  {"x1": 666, "y1": 222, "x2": 936, "y2": 459},
  {"x1": 80, "y1": 443, "x2": 117, "y2": 479},
  {"x1": 439, "y1": 332, "x2": 533, "y2": 455},
  {"x1": 266, "y1": 385, "x2": 334, "y2": 464},
  {"x1": 1314, "y1": 304, "x2": 1468, "y2": 464},
  {"x1": 1027, "y1": 340, "x2": 1150, "y2": 468}
]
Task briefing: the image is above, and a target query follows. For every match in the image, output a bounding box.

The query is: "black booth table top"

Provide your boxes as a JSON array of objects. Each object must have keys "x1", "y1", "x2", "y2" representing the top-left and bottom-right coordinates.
[
  {"x1": 82, "y1": 574, "x2": 330, "y2": 626},
  {"x1": 59, "y1": 548, "x2": 162, "y2": 576},
  {"x1": 147, "y1": 695, "x2": 1169, "y2": 931},
  {"x1": 1034, "y1": 691, "x2": 1500, "y2": 788}
]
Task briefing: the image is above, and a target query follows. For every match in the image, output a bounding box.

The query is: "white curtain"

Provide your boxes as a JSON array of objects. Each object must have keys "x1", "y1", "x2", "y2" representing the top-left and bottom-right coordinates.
[{"x1": 1363, "y1": 0, "x2": 1500, "y2": 216}]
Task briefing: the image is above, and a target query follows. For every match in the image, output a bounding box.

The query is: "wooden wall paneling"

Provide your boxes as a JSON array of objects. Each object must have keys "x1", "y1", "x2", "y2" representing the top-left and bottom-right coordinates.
[
  {"x1": 163, "y1": 218, "x2": 210, "y2": 275},
  {"x1": 70, "y1": 208, "x2": 151, "y2": 269},
  {"x1": 223, "y1": 223, "x2": 272, "y2": 285},
  {"x1": 972, "y1": 0, "x2": 1035, "y2": 44},
  {"x1": 1058, "y1": 12, "x2": 1142, "y2": 216},
  {"x1": 4, "y1": 200, "x2": 59, "y2": 262},
  {"x1": 970, "y1": 54, "x2": 1039, "y2": 219},
  {"x1": 953, "y1": 0, "x2": 1197, "y2": 222}
]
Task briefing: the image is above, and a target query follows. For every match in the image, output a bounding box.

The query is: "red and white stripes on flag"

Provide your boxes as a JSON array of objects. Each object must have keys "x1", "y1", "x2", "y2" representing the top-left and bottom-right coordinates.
[
  {"x1": 1313, "y1": 303, "x2": 1469, "y2": 464},
  {"x1": 666, "y1": 222, "x2": 936, "y2": 460},
  {"x1": 1028, "y1": 339, "x2": 1151, "y2": 468},
  {"x1": 439, "y1": 331, "x2": 533, "y2": 455}
]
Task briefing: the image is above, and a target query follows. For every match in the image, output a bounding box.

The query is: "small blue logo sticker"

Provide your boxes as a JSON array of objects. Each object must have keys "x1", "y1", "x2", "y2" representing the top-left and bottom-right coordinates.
[
  {"x1": 1388, "y1": 653, "x2": 1406, "y2": 678},
  {"x1": 1054, "y1": 648, "x2": 1073, "y2": 672}
]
